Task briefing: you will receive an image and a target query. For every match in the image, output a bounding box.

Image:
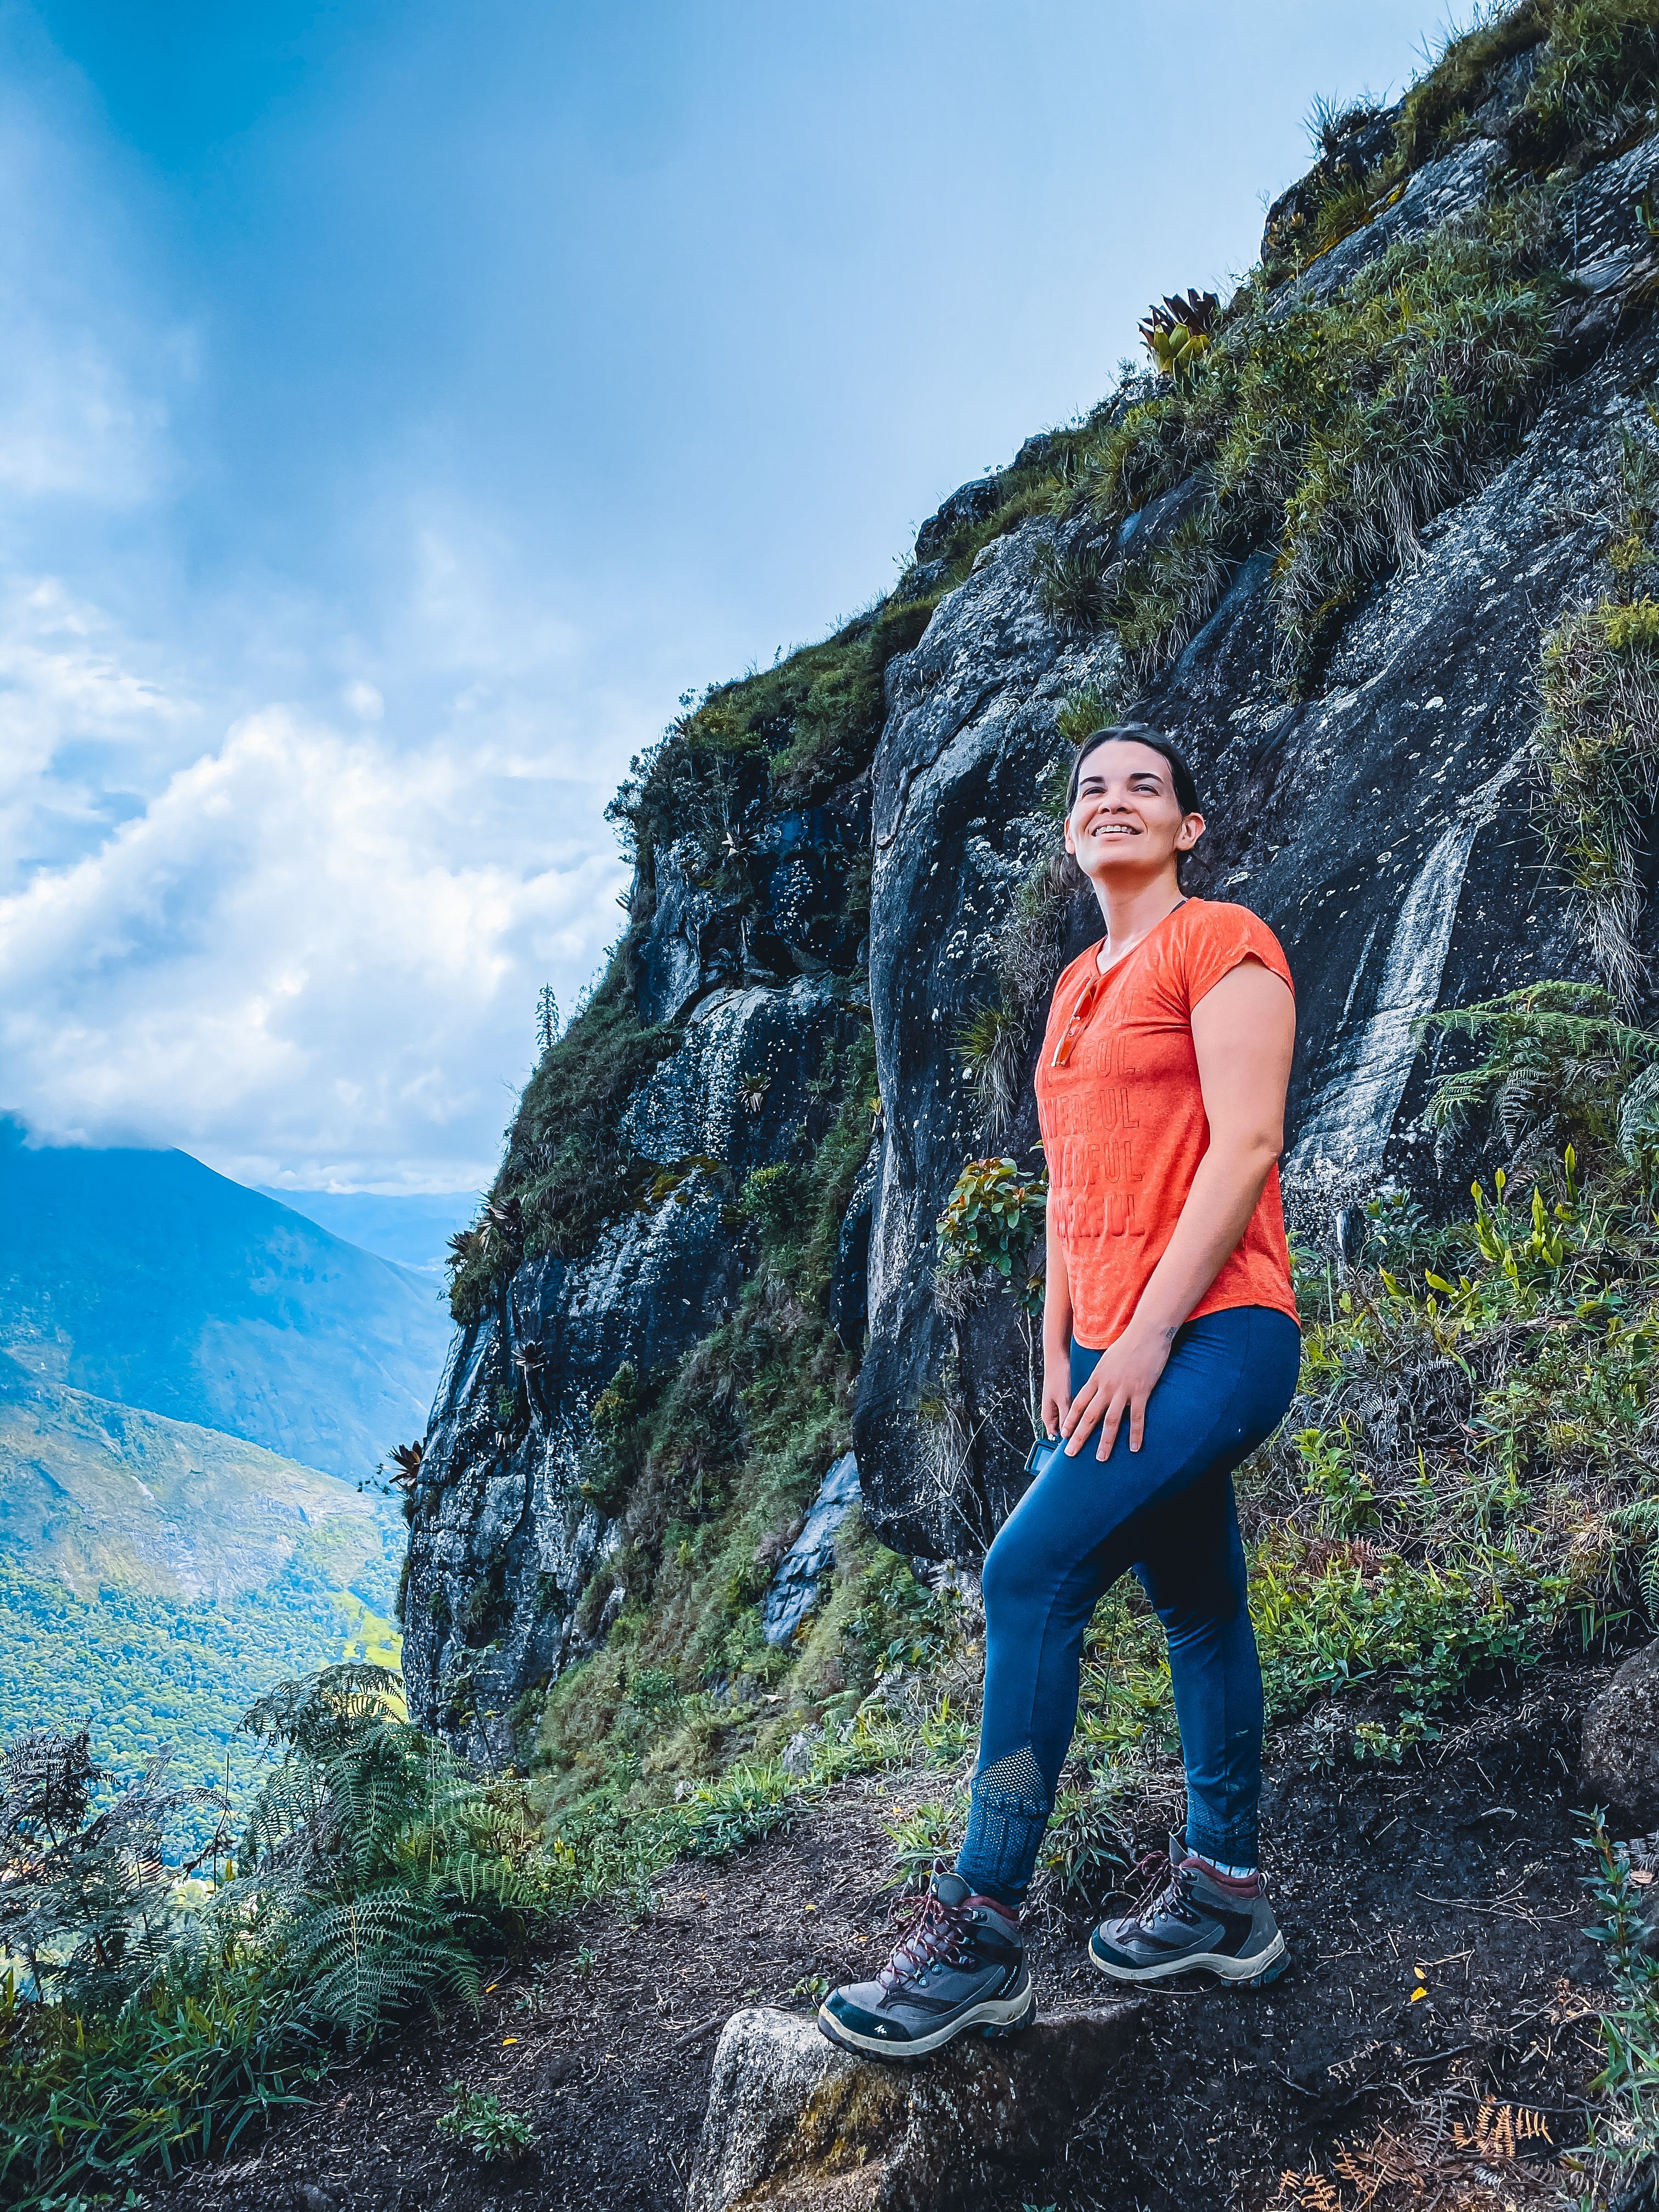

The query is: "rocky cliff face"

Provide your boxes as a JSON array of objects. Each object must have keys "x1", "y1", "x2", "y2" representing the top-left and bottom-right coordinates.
[{"x1": 404, "y1": 24, "x2": 1659, "y2": 1757}]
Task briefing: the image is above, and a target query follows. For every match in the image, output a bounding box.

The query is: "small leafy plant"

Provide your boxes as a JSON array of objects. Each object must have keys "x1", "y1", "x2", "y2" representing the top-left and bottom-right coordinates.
[
  {"x1": 679, "y1": 1764, "x2": 804, "y2": 1859},
  {"x1": 1577, "y1": 1810, "x2": 1659, "y2": 2194},
  {"x1": 436, "y1": 2084, "x2": 538, "y2": 2162},
  {"x1": 935, "y1": 1156, "x2": 1049, "y2": 1312}
]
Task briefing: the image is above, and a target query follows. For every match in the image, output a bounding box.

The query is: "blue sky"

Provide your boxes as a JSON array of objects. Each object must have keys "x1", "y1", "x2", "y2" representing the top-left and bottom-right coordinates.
[{"x1": 1, "y1": 0, "x2": 1468, "y2": 1192}]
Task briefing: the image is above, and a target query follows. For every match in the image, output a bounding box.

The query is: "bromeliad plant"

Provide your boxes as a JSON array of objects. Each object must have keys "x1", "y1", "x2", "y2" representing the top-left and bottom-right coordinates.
[{"x1": 1138, "y1": 289, "x2": 1221, "y2": 379}]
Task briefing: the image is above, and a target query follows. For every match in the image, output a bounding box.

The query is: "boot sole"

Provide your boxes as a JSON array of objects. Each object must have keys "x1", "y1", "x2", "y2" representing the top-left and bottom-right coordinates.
[
  {"x1": 1088, "y1": 1929, "x2": 1287, "y2": 1988},
  {"x1": 816, "y1": 1978, "x2": 1036, "y2": 2061}
]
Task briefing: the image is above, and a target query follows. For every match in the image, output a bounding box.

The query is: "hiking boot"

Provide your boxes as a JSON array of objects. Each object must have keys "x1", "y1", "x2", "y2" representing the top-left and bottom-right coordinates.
[
  {"x1": 1089, "y1": 1836, "x2": 1286, "y2": 1987},
  {"x1": 817, "y1": 1869, "x2": 1035, "y2": 2059}
]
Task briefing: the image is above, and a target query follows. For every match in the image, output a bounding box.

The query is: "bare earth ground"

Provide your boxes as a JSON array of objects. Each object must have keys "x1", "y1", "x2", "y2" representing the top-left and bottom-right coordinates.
[{"x1": 163, "y1": 1663, "x2": 1613, "y2": 2212}]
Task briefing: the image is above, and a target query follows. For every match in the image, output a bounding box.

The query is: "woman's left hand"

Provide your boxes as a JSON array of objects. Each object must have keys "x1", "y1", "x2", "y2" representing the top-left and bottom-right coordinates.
[{"x1": 1061, "y1": 1324, "x2": 1176, "y2": 1460}]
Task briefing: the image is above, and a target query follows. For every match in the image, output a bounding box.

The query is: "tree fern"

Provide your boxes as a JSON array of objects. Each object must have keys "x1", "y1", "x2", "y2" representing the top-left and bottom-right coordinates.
[
  {"x1": 229, "y1": 1665, "x2": 543, "y2": 2040},
  {"x1": 280, "y1": 1877, "x2": 479, "y2": 2041}
]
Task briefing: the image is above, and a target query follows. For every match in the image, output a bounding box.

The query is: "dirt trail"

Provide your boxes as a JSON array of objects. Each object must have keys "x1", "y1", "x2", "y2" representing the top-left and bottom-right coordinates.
[{"x1": 163, "y1": 1663, "x2": 1612, "y2": 2212}]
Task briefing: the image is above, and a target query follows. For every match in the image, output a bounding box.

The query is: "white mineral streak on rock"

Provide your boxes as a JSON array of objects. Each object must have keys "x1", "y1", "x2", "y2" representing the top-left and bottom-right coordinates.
[
  {"x1": 864, "y1": 1133, "x2": 911, "y2": 1338},
  {"x1": 685, "y1": 2002, "x2": 1142, "y2": 2212},
  {"x1": 560, "y1": 1182, "x2": 722, "y2": 1324},
  {"x1": 1288, "y1": 744, "x2": 1528, "y2": 1199}
]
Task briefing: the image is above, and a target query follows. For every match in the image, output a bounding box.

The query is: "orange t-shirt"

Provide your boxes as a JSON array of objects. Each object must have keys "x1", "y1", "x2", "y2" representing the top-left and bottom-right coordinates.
[{"x1": 1034, "y1": 899, "x2": 1299, "y2": 1351}]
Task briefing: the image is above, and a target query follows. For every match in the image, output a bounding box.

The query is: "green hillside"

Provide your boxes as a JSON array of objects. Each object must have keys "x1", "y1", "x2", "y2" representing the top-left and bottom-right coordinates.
[
  {"x1": 0, "y1": 1365, "x2": 403, "y2": 1827},
  {"x1": 0, "y1": 1118, "x2": 452, "y2": 1481}
]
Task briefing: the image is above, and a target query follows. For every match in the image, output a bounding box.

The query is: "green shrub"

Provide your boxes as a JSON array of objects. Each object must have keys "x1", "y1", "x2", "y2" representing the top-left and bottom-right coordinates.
[
  {"x1": 1507, "y1": 0, "x2": 1659, "y2": 170},
  {"x1": 1578, "y1": 1808, "x2": 1659, "y2": 2196},
  {"x1": 1390, "y1": 2, "x2": 1548, "y2": 177},
  {"x1": 1604, "y1": 596, "x2": 1659, "y2": 649},
  {"x1": 436, "y1": 2084, "x2": 538, "y2": 2162},
  {"x1": 449, "y1": 980, "x2": 678, "y2": 1317},
  {"x1": 0, "y1": 1958, "x2": 320, "y2": 2205},
  {"x1": 738, "y1": 1161, "x2": 812, "y2": 1240},
  {"x1": 583, "y1": 1360, "x2": 649, "y2": 1514},
  {"x1": 0, "y1": 1663, "x2": 550, "y2": 2204},
  {"x1": 678, "y1": 1763, "x2": 804, "y2": 1859},
  {"x1": 1536, "y1": 494, "x2": 1659, "y2": 1009}
]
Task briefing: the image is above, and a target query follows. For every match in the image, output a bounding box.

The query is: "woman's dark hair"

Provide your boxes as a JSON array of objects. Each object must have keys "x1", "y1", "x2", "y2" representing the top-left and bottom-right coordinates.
[{"x1": 1066, "y1": 721, "x2": 1201, "y2": 817}]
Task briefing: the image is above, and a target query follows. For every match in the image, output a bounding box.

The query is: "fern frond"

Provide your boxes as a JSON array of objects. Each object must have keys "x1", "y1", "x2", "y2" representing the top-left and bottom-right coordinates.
[
  {"x1": 284, "y1": 1881, "x2": 478, "y2": 2041},
  {"x1": 1640, "y1": 1539, "x2": 1659, "y2": 1623}
]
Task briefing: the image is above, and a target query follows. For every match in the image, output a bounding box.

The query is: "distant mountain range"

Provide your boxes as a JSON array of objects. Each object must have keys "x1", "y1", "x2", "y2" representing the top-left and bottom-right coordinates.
[
  {"x1": 252, "y1": 1187, "x2": 479, "y2": 1274},
  {"x1": 1, "y1": 1119, "x2": 454, "y2": 1482},
  {"x1": 0, "y1": 1363, "x2": 400, "y2": 1605}
]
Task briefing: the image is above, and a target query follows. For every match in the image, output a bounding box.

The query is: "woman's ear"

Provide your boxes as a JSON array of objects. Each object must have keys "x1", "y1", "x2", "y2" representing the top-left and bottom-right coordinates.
[
  {"x1": 1063, "y1": 812, "x2": 1077, "y2": 857},
  {"x1": 1178, "y1": 811, "x2": 1206, "y2": 851}
]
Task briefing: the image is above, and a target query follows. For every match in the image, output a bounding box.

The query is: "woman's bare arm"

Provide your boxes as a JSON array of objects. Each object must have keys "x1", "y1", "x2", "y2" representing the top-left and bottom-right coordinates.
[{"x1": 1061, "y1": 958, "x2": 1295, "y2": 1458}]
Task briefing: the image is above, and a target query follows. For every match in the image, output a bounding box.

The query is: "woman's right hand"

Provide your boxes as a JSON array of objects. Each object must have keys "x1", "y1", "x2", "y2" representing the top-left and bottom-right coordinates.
[{"x1": 1041, "y1": 1350, "x2": 1072, "y2": 1441}]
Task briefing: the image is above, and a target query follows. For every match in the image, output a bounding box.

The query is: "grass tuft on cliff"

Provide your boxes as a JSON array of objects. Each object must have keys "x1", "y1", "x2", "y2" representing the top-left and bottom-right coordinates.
[{"x1": 446, "y1": 940, "x2": 677, "y2": 1318}]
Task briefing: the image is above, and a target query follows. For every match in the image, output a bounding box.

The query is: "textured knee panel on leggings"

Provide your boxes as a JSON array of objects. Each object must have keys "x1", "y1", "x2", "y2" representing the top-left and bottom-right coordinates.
[{"x1": 960, "y1": 1744, "x2": 1051, "y2": 1899}]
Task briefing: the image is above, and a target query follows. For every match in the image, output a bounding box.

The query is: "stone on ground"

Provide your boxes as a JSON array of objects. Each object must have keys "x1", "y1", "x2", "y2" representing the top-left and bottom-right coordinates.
[
  {"x1": 1582, "y1": 1641, "x2": 1659, "y2": 1828},
  {"x1": 684, "y1": 2001, "x2": 1142, "y2": 2212}
]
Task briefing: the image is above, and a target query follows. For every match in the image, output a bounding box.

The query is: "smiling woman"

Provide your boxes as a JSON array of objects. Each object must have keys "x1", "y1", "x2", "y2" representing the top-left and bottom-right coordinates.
[{"x1": 821, "y1": 724, "x2": 1303, "y2": 2057}]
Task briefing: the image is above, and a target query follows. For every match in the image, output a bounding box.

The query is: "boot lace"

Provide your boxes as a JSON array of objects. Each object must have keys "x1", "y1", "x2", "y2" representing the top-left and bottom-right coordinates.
[
  {"x1": 1120, "y1": 1849, "x2": 1200, "y2": 1931},
  {"x1": 879, "y1": 1881, "x2": 978, "y2": 1990}
]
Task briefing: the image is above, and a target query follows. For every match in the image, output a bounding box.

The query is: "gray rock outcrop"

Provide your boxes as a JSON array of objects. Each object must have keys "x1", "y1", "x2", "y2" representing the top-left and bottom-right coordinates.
[
  {"x1": 400, "y1": 977, "x2": 862, "y2": 1764},
  {"x1": 684, "y1": 2004, "x2": 1142, "y2": 2212},
  {"x1": 850, "y1": 149, "x2": 1659, "y2": 1556},
  {"x1": 760, "y1": 1451, "x2": 861, "y2": 1645}
]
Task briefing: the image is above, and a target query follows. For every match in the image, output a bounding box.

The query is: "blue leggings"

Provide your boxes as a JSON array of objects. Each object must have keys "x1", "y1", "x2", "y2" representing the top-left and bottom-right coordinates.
[{"x1": 955, "y1": 1305, "x2": 1300, "y2": 1904}]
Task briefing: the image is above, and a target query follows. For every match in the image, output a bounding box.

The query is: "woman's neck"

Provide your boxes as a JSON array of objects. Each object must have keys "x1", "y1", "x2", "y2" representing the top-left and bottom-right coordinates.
[{"x1": 1093, "y1": 872, "x2": 1187, "y2": 969}]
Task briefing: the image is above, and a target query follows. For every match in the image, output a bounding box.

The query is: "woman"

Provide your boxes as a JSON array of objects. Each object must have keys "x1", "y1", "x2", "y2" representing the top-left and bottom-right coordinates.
[{"x1": 820, "y1": 721, "x2": 1301, "y2": 2060}]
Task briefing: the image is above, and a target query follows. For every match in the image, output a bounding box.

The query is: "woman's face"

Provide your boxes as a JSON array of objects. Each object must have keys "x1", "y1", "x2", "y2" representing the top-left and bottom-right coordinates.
[{"x1": 1064, "y1": 739, "x2": 1204, "y2": 887}]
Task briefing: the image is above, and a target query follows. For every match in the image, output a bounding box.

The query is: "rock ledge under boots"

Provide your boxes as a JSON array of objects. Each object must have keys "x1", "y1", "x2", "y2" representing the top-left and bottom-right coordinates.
[{"x1": 684, "y1": 2000, "x2": 1143, "y2": 2212}]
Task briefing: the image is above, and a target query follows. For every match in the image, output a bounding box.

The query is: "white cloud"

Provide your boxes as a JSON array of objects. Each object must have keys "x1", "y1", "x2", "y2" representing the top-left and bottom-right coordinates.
[
  {"x1": 0, "y1": 703, "x2": 629, "y2": 1187},
  {"x1": 343, "y1": 679, "x2": 383, "y2": 721},
  {"x1": 0, "y1": 574, "x2": 202, "y2": 887}
]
